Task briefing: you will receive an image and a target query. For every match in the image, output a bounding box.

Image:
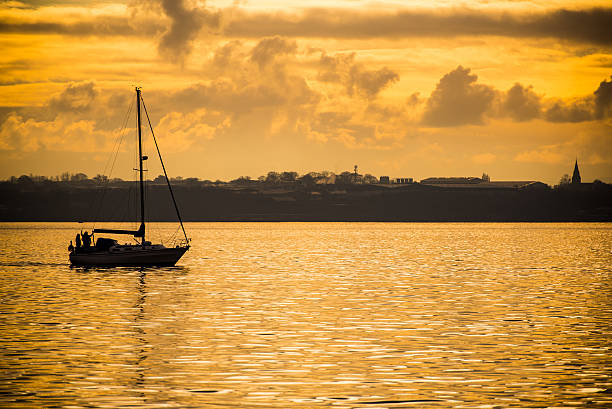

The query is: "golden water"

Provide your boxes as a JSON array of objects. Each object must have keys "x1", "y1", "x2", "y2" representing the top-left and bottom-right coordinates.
[{"x1": 1, "y1": 223, "x2": 611, "y2": 408}]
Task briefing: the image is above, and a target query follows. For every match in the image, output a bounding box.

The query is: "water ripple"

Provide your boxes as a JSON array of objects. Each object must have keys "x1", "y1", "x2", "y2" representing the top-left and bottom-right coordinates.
[{"x1": 0, "y1": 222, "x2": 611, "y2": 408}]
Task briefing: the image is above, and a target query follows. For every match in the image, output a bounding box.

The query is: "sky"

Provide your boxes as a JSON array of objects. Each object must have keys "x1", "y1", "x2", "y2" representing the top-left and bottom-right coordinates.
[{"x1": 0, "y1": 0, "x2": 611, "y2": 184}]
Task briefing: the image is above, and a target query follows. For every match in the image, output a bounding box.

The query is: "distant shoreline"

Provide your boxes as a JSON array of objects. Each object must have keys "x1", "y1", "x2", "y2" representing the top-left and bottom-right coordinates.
[
  {"x1": 2, "y1": 220, "x2": 611, "y2": 223},
  {"x1": 2, "y1": 180, "x2": 611, "y2": 223}
]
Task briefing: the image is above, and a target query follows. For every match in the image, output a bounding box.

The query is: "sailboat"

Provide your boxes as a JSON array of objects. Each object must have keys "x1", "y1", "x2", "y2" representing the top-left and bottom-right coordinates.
[{"x1": 69, "y1": 87, "x2": 190, "y2": 267}]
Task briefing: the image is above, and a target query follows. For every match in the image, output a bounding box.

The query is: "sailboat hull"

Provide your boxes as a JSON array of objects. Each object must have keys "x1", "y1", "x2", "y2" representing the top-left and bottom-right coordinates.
[{"x1": 69, "y1": 246, "x2": 189, "y2": 267}]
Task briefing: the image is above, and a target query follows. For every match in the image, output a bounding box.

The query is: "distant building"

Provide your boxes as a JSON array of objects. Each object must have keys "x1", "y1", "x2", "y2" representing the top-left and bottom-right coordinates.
[
  {"x1": 421, "y1": 177, "x2": 482, "y2": 185},
  {"x1": 421, "y1": 177, "x2": 546, "y2": 189},
  {"x1": 395, "y1": 178, "x2": 413, "y2": 184},
  {"x1": 572, "y1": 160, "x2": 581, "y2": 184},
  {"x1": 519, "y1": 181, "x2": 549, "y2": 190},
  {"x1": 379, "y1": 176, "x2": 390, "y2": 184}
]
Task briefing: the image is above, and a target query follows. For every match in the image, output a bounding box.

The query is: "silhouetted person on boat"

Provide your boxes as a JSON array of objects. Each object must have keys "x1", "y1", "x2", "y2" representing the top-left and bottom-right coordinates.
[
  {"x1": 75, "y1": 233, "x2": 81, "y2": 250},
  {"x1": 82, "y1": 231, "x2": 92, "y2": 248},
  {"x1": 68, "y1": 241, "x2": 74, "y2": 252}
]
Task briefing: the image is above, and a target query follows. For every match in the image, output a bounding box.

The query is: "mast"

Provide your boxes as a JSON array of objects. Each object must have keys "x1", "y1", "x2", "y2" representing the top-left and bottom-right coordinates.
[{"x1": 136, "y1": 87, "x2": 145, "y2": 244}]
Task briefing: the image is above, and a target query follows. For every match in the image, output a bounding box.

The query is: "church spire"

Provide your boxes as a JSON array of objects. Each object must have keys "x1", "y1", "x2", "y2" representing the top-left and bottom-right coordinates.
[{"x1": 572, "y1": 159, "x2": 581, "y2": 184}]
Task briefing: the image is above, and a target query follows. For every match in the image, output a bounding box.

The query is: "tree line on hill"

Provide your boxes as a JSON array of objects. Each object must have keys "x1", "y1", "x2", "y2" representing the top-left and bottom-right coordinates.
[
  {"x1": 4, "y1": 170, "x2": 382, "y2": 187},
  {"x1": 2, "y1": 169, "x2": 612, "y2": 221},
  {"x1": 6, "y1": 170, "x2": 610, "y2": 190}
]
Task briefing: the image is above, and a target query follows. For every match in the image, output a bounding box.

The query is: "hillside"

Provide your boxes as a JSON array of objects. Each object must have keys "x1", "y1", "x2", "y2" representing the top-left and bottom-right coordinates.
[{"x1": 2, "y1": 180, "x2": 611, "y2": 222}]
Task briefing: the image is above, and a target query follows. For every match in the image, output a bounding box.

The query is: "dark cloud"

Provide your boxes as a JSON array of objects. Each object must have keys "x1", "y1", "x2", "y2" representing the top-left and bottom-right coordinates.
[
  {"x1": 212, "y1": 40, "x2": 243, "y2": 68},
  {"x1": 594, "y1": 76, "x2": 612, "y2": 119},
  {"x1": 318, "y1": 53, "x2": 355, "y2": 83},
  {"x1": 3, "y1": 6, "x2": 610, "y2": 47},
  {"x1": 0, "y1": 79, "x2": 35, "y2": 86},
  {"x1": 593, "y1": 57, "x2": 612, "y2": 68},
  {"x1": 0, "y1": 17, "x2": 162, "y2": 36},
  {"x1": 406, "y1": 92, "x2": 422, "y2": 107},
  {"x1": 535, "y1": 8, "x2": 612, "y2": 46},
  {"x1": 48, "y1": 82, "x2": 97, "y2": 112},
  {"x1": 422, "y1": 66, "x2": 496, "y2": 126},
  {"x1": 250, "y1": 36, "x2": 297, "y2": 69},
  {"x1": 502, "y1": 84, "x2": 541, "y2": 122},
  {"x1": 156, "y1": 0, "x2": 221, "y2": 61},
  {"x1": 317, "y1": 53, "x2": 399, "y2": 99},
  {"x1": 224, "y1": 7, "x2": 612, "y2": 45},
  {"x1": 350, "y1": 66, "x2": 399, "y2": 98},
  {"x1": 544, "y1": 99, "x2": 593, "y2": 122},
  {"x1": 0, "y1": 106, "x2": 19, "y2": 124}
]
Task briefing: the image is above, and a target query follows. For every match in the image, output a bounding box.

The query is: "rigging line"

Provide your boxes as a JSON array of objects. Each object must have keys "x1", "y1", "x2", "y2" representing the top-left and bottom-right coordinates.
[
  {"x1": 166, "y1": 225, "x2": 179, "y2": 247},
  {"x1": 172, "y1": 226, "x2": 180, "y2": 244},
  {"x1": 107, "y1": 100, "x2": 134, "y2": 179},
  {"x1": 92, "y1": 99, "x2": 135, "y2": 229},
  {"x1": 92, "y1": 101, "x2": 134, "y2": 226},
  {"x1": 102, "y1": 99, "x2": 134, "y2": 180},
  {"x1": 140, "y1": 96, "x2": 189, "y2": 244}
]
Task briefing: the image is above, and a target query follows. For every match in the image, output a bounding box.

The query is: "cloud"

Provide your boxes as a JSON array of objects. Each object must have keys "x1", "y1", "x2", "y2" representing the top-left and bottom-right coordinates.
[
  {"x1": 154, "y1": 108, "x2": 231, "y2": 151},
  {"x1": 0, "y1": 81, "x2": 142, "y2": 153},
  {"x1": 514, "y1": 147, "x2": 565, "y2": 164},
  {"x1": 1, "y1": 51, "x2": 610, "y2": 161},
  {"x1": 176, "y1": 42, "x2": 404, "y2": 148},
  {"x1": 167, "y1": 53, "x2": 319, "y2": 119},
  {"x1": 544, "y1": 98, "x2": 594, "y2": 123},
  {"x1": 318, "y1": 52, "x2": 354, "y2": 83},
  {"x1": 0, "y1": 113, "x2": 116, "y2": 152},
  {"x1": 0, "y1": 16, "x2": 162, "y2": 37},
  {"x1": 224, "y1": 7, "x2": 612, "y2": 45},
  {"x1": 3, "y1": 6, "x2": 611, "y2": 47},
  {"x1": 501, "y1": 83, "x2": 541, "y2": 122},
  {"x1": 0, "y1": 82, "x2": 230, "y2": 153},
  {"x1": 350, "y1": 66, "x2": 399, "y2": 99},
  {"x1": 512, "y1": 124, "x2": 612, "y2": 167},
  {"x1": 302, "y1": 99, "x2": 410, "y2": 150},
  {"x1": 134, "y1": 39, "x2": 322, "y2": 141},
  {"x1": 421, "y1": 68, "x2": 611, "y2": 126},
  {"x1": 48, "y1": 82, "x2": 97, "y2": 113},
  {"x1": 422, "y1": 66, "x2": 496, "y2": 126},
  {"x1": 250, "y1": 36, "x2": 297, "y2": 69},
  {"x1": 0, "y1": 82, "x2": 136, "y2": 137},
  {"x1": 0, "y1": 1, "x2": 220, "y2": 61},
  {"x1": 594, "y1": 76, "x2": 612, "y2": 119},
  {"x1": 317, "y1": 52, "x2": 399, "y2": 99},
  {"x1": 541, "y1": 76, "x2": 612, "y2": 122},
  {"x1": 0, "y1": 2, "x2": 34, "y2": 10},
  {"x1": 155, "y1": 0, "x2": 221, "y2": 61},
  {"x1": 535, "y1": 8, "x2": 612, "y2": 46},
  {"x1": 211, "y1": 40, "x2": 243, "y2": 69}
]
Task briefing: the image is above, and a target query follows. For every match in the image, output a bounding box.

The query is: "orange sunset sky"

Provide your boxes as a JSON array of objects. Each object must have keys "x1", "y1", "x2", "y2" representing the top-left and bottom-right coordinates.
[{"x1": 0, "y1": 0, "x2": 611, "y2": 184}]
